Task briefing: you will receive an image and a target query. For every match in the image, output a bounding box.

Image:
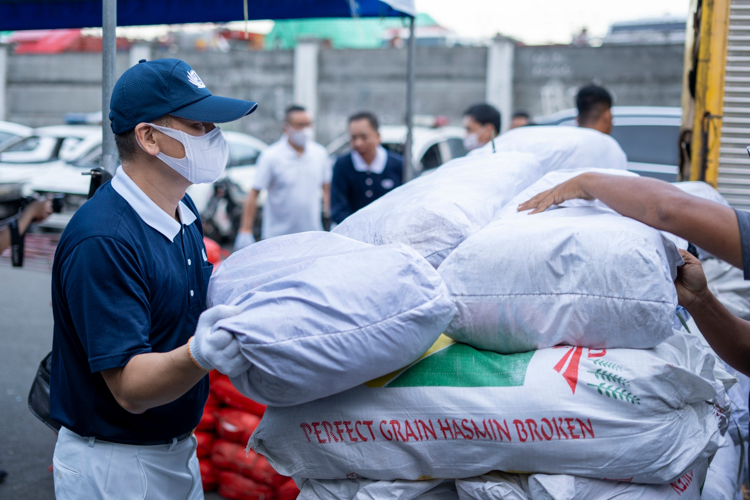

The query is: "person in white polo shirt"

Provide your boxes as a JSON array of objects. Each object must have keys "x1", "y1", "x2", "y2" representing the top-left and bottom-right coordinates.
[{"x1": 235, "y1": 105, "x2": 331, "y2": 249}]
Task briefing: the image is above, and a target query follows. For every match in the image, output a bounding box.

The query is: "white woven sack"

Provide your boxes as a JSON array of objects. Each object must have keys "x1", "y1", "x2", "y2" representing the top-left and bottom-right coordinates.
[
  {"x1": 207, "y1": 232, "x2": 456, "y2": 406},
  {"x1": 468, "y1": 126, "x2": 627, "y2": 174},
  {"x1": 454, "y1": 467, "x2": 707, "y2": 500},
  {"x1": 298, "y1": 478, "x2": 458, "y2": 500},
  {"x1": 249, "y1": 332, "x2": 728, "y2": 484},
  {"x1": 333, "y1": 152, "x2": 543, "y2": 268},
  {"x1": 702, "y1": 435, "x2": 743, "y2": 500},
  {"x1": 439, "y1": 206, "x2": 679, "y2": 353}
]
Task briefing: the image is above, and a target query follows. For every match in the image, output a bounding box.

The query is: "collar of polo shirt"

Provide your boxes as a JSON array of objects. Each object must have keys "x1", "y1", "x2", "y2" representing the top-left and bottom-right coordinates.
[
  {"x1": 351, "y1": 146, "x2": 387, "y2": 175},
  {"x1": 111, "y1": 166, "x2": 197, "y2": 242}
]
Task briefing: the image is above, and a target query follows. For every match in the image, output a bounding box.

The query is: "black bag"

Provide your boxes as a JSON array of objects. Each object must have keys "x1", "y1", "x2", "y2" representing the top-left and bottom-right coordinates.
[{"x1": 28, "y1": 351, "x2": 60, "y2": 432}]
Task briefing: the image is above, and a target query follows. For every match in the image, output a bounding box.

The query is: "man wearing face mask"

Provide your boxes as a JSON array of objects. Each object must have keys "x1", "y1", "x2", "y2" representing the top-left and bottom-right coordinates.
[
  {"x1": 463, "y1": 103, "x2": 501, "y2": 153},
  {"x1": 235, "y1": 105, "x2": 331, "y2": 249},
  {"x1": 50, "y1": 59, "x2": 256, "y2": 499}
]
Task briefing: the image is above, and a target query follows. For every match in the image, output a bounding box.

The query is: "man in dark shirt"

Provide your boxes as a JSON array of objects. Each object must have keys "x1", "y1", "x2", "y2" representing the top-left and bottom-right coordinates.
[
  {"x1": 50, "y1": 59, "x2": 256, "y2": 499},
  {"x1": 330, "y1": 112, "x2": 402, "y2": 225},
  {"x1": 519, "y1": 172, "x2": 750, "y2": 377}
]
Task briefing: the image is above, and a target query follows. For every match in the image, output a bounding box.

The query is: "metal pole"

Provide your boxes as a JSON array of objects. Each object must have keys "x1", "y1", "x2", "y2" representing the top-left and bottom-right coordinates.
[
  {"x1": 403, "y1": 15, "x2": 415, "y2": 183},
  {"x1": 101, "y1": 0, "x2": 117, "y2": 174}
]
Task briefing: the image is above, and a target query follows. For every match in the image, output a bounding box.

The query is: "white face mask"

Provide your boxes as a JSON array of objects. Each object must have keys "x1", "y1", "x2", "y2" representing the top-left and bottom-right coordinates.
[
  {"x1": 463, "y1": 132, "x2": 481, "y2": 151},
  {"x1": 142, "y1": 123, "x2": 229, "y2": 184},
  {"x1": 287, "y1": 127, "x2": 313, "y2": 148}
]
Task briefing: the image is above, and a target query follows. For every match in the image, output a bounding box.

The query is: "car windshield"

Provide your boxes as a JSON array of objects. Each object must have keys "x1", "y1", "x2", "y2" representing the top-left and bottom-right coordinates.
[
  {"x1": 609, "y1": 125, "x2": 680, "y2": 166},
  {"x1": 227, "y1": 142, "x2": 261, "y2": 168},
  {"x1": 0, "y1": 135, "x2": 82, "y2": 164},
  {"x1": 0, "y1": 131, "x2": 20, "y2": 147}
]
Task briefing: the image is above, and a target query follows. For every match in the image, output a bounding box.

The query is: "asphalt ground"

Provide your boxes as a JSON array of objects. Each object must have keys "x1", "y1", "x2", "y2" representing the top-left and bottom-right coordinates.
[{"x1": 0, "y1": 245, "x2": 223, "y2": 499}]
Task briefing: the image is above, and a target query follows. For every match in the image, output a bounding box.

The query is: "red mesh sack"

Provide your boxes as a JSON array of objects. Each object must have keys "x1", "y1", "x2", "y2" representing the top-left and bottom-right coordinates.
[
  {"x1": 211, "y1": 378, "x2": 266, "y2": 416},
  {"x1": 197, "y1": 409, "x2": 217, "y2": 432},
  {"x1": 211, "y1": 440, "x2": 241, "y2": 472},
  {"x1": 218, "y1": 471, "x2": 274, "y2": 500},
  {"x1": 195, "y1": 432, "x2": 214, "y2": 459},
  {"x1": 275, "y1": 478, "x2": 300, "y2": 500},
  {"x1": 199, "y1": 459, "x2": 218, "y2": 491},
  {"x1": 216, "y1": 409, "x2": 261, "y2": 445},
  {"x1": 247, "y1": 454, "x2": 287, "y2": 488},
  {"x1": 209, "y1": 370, "x2": 228, "y2": 383},
  {"x1": 205, "y1": 390, "x2": 222, "y2": 408}
]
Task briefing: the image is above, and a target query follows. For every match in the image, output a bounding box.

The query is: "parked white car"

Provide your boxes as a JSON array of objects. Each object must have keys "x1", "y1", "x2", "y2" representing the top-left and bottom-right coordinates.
[
  {"x1": 534, "y1": 106, "x2": 682, "y2": 182},
  {"x1": 326, "y1": 125, "x2": 467, "y2": 176},
  {"x1": 0, "y1": 120, "x2": 32, "y2": 150}
]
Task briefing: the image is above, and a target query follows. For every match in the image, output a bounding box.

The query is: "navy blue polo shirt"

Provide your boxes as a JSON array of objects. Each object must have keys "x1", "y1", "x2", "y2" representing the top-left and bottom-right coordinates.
[{"x1": 50, "y1": 167, "x2": 211, "y2": 444}]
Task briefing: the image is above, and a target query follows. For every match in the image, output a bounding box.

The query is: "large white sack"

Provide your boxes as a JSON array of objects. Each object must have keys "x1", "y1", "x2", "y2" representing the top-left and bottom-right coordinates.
[
  {"x1": 702, "y1": 435, "x2": 743, "y2": 500},
  {"x1": 249, "y1": 332, "x2": 728, "y2": 484},
  {"x1": 672, "y1": 181, "x2": 730, "y2": 207},
  {"x1": 454, "y1": 467, "x2": 708, "y2": 500},
  {"x1": 468, "y1": 126, "x2": 627, "y2": 174},
  {"x1": 702, "y1": 258, "x2": 750, "y2": 320},
  {"x1": 332, "y1": 152, "x2": 543, "y2": 267},
  {"x1": 298, "y1": 478, "x2": 458, "y2": 500},
  {"x1": 207, "y1": 232, "x2": 456, "y2": 406},
  {"x1": 439, "y1": 206, "x2": 680, "y2": 353}
]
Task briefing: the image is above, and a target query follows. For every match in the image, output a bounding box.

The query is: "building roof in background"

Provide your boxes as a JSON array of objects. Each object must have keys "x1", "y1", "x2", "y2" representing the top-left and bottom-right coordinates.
[{"x1": 265, "y1": 13, "x2": 438, "y2": 49}]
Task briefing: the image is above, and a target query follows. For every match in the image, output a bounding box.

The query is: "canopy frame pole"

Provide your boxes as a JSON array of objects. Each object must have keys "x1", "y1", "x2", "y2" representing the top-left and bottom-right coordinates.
[
  {"x1": 102, "y1": 0, "x2": 117, "y2": 174},
  {"x1": 403, "y1": 15, "x2": 415, "y2": 183}
]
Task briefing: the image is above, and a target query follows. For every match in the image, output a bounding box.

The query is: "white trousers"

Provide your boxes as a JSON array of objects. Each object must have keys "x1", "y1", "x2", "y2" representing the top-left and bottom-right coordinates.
[{"x1": 53, "y1": 426, "x2": 204, "y2": 500}]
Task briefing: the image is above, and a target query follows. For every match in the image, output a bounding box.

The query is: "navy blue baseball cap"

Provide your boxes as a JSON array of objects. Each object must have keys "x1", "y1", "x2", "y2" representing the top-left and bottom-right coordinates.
[{"x1": 109, "y1": 58, "x2": 258, "y2": 134}]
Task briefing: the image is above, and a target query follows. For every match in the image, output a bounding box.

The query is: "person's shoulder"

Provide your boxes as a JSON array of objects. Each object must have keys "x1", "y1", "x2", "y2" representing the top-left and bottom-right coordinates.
[
  {"x1": 386, "y1": 149, "x2": 403, "y2": 164},
  {"x1": 308, "y1": 141, "x2": 329, "y2": 157},
  {"x1": 333, "y1": 152, "x2": 355, "y2": 170}
]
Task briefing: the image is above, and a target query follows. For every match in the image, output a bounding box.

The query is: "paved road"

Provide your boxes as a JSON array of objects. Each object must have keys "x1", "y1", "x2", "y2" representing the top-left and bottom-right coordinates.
[{"x1": 0, "y1": 263, "x2": 223, "y2": 499}]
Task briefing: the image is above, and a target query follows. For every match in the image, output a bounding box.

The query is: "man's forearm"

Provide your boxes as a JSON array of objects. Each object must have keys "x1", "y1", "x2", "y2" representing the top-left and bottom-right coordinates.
[
  {"x1": 685, "y1": 290, "x2": 750, "y2": 375},
  {"x1": 102, "y1": 345, "x2": 206, "y2": 414},
  {"x1": 239, "y1": 191, "x2": 259, "y2": 233}
]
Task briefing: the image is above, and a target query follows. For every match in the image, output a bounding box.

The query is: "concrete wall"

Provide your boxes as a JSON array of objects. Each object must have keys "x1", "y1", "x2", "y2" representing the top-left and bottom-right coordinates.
[{"x1": 2, "y1": 43, "x2": 685, "y2": 146}]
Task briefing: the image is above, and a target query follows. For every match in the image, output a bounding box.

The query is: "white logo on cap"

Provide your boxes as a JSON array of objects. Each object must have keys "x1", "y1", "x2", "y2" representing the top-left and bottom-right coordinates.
[{"x1": 187, "y1": 70, "x2": 206, "y2": 89}]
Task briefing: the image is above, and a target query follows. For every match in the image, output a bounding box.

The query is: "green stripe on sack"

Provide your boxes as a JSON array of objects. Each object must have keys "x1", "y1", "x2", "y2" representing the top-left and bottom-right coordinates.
[{"x1": 386, "y1": 344, "x2": 535, "y2": 388}]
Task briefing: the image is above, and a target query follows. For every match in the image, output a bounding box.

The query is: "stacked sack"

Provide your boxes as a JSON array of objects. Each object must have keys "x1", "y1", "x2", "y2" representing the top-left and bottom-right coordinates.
[
  {"x1": 196, "y1": 370, "x2": 299, "y2": 500},
  {"x1": 208, "y1": 127, "x2": 738, "y2": 497}
]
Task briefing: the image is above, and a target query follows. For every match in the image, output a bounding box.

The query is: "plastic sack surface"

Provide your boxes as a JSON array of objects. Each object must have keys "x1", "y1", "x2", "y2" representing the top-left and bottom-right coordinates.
[
  {"x1": 702, "y1": 258, "x2": 750, "y2": 320},
  {"x1": 250, "y1": 332, "x2": 727, "y2": 484},
  {"x1": 215, "y1": 408, "x2": 261, "y2": 445},
  {"x1": 468, "y1": 126, "x2": 627, "y2": 174},
  {"x1": 208, "y1": 232, "x2": 456, "y2": 406},
  {"x1": 440, "y1": 206, "x2": 679, "y2": 353},
  {"x1": 217, "y1": 470, "x2": 275, "y2": 500},
  {"x1": 702, "y1": 434, "x2": 743, "y2": 500},
  {"x1": 333, "y1": 152, "x2": 543, "y2": 267},
  {"x1": 298, "y1": 478, "x2": 458, "y2": 499}
]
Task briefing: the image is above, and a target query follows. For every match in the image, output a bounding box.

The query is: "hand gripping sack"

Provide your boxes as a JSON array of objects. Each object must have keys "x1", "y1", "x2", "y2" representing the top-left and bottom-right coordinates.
[
  {"x1": 332, "y1": 152, "x2": 543, "y2": 267},
  {"x1": 249, "y1": 332, "x2": 728, "y2": 484},
  {"x1": 439, "y1": 206, "x2": 679, "y2": 353},
  {"x1": 207, "y1": 232, "x2": 456, "y2": 406},
  {"x1": 468, "y1": 126, "x2": 627, "y2": 174}
]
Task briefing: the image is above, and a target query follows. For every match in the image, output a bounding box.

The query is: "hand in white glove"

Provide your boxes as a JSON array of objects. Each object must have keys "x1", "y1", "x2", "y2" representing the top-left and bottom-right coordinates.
[
  {"x1": 234, "y1": 231, "x2": 256, "y2": 251},
  {"x1": 188, "y1": 305, "x2": 250, "y2": 377}
]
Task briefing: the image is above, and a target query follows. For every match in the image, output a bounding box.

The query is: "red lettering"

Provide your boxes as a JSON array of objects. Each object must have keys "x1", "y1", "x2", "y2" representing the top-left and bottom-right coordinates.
[
  {"x1": 420, "y1": 420, "x2": 437, "y2": 441},
  {"x1": 540, "y1": 418, "x2": 554, "y2": 441},
  {"x1": 513, "y1": 419, "x2": 528, "y2": 442},
  {"x1": 311, "y1": 422, "x2": 326, "y2": 444},
  {"x1": 491, "y1": 419, "x2": 512, "y2": 442},
  {"x1": 557, "y1": 418, "x2": 569, "y2": 439},
  {"x1": 333, "y1": 421, "x2": 346, "y2": 442},
  {"x1": 452, "y1": 419, "x2": 467, "y2": 439},
  {"x1": 438, "y1": 419, "x2": 454, "y2": 440},
  {"x1": 414, "y1": 420, "x2": 423, "y2": 441},
  {"x1": 588, "y1": 349, "x2": 607, "y2": 358},
  {"x1": 322, "y1": 421, "x2": 339, "y2": 443},
  {"x1": 390, "y1": 420, "x2": 407, "y2": 441},
  {"x1": 525, "y1": 419, "x2": 544, "y2": 442},
  {"x1": 354, "y1": 421, "x2": 368, "y2": 442},
  {"x1": 404, "y1": 420, "x2": 419, "y2": 442},
  {"x1": 565, "y1": 418, "x2": 580, "y2": 439},
  {"x1": 300, "y1": 423, "x2": 313, "y2": 443},
  {"x1": 461, "y1": 419, "x2": 475, "y2": 439},
  {"x1": 380, "y1": 420, "x2": 393, "y2": 441},
  {"x1": 577, "y1": 418, "x2": 594, "y2": 439},
  {"x1": 363, "y1": 421, "x2": 376, "y2": 441},
  {"x1": 472, "y1": 419, "x2": 491, "y2": 440},
  {"x1": 344, "y1": 421, "x2": 358, "y2": 442}
]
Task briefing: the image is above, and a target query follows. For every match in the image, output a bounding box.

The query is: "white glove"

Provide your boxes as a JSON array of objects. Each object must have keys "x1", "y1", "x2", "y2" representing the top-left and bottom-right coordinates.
[
  {"x1": 234, "y1": 231, "x2": 255, "y2": 251},
  {"x1": 188, "y1": 305, "x2": 250, "y2": 377}
]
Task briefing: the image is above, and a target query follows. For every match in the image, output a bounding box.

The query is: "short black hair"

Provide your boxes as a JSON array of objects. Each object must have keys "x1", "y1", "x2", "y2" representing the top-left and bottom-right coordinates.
[
  {"x1": 114, "y1": 114, "x2": 172, "y2": 163},
  {"x1": 285, "y1": 105, "x2": 306, "y2": 123},
  {"x1": 576, "y1": 84, "x2": 612, "y2": 126},
  {"x1": 512, "y1": 111, "x2": 530, "y2": 119},
  {"x1": 348, "y1": 111, "x2": 379, "y2": 132},
  {"x1": 464, "y1": 103, "x2": 501, "y2": 135}
]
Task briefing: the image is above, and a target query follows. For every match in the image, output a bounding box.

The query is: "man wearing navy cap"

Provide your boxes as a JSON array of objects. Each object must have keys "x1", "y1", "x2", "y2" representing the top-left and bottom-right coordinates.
[{"x1": 50, "y1": 59, "x2": 256, "y2": 499}]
